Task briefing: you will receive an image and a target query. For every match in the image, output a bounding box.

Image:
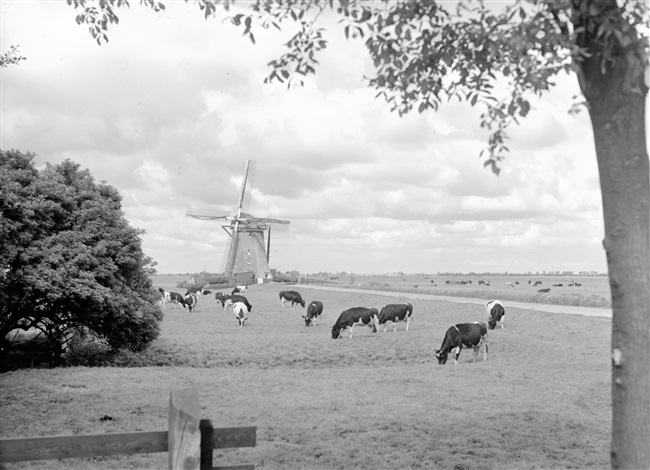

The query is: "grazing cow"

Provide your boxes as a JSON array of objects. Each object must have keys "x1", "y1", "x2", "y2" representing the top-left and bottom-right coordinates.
[
  {"x1": 538, "y1": 288, "x2": 551, "y2": 293},
  {"x1": 186, "y1": 284, "x2": 206, "y2": 296},
  {"x1": 232, "y1": 285, "x2": 247, "y2": 295},
  {"x1": 553, "y1": 283, "x2": 563, "y2": 287},
  {"x1": 185, "y1": 286, "x2": 205, "y2": 309},
  {"x1": 232, "y1": 302, "x2": 248, "y2": 327},
  {"x1": 158, "y1": 288, "x2": 171, "y2": 309},
  {"x1": 303, "y1": 301, "x2": 324, "y2": 326},
  {"x1": 435, "y1": 322, "x2": 488, "y2": 365},
  {"x1": 279, "y1": 291, "x2": 305, "y2": 308},
  {"x1": 378, "y1": 303, "x2": 413, "y2": 333},
  {"x1": 169, "y1": 292, "x2": 187, "y2": 309},
  {"x1": 184, "y1": 293, "x2": 198, "y2": 312},
  {"x1": 331, "y1": 307, "x2": 379, "y2": 339},
  {"x1": 220, "y1": 294, "x2": 252, "y2": 312},
  {"x1": 485, "y1": 299, "x2": 505, "y2": 330},
  {"x1": 533, "y1": 281, "x2": 542, "y2": 287},
  {"x1": 506, "y1": 282, "x2": 515, "y2": 288}
]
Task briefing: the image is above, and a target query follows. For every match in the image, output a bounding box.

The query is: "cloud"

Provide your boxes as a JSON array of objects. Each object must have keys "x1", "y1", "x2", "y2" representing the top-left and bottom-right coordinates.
[{"x1": 1, "y1": 1, "x2": 614, "y2": 275}]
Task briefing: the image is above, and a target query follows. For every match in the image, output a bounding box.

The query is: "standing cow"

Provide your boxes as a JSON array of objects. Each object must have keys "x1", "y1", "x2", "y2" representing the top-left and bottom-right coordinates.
[
  {"x1": 435, "y1": 322, "x2": 488, "y2": 365},
  {"x1": 378, "y1": 303, "x2": 413, "y2": 332},
  {"x1": 168, "y1": 292, "x2": 188, "y2": 309},
  {"x1": 184, "y1": 293, "x2": 198, "y2": 312},
  {"x1": 303, "y1": 301, "x2": 323, "y2": 326},
  {"x1": 219, "y1": 294, "x2": 252, "y2": 312},
  {"x1": 232, "y1": 302, "x2": 248, "y2": 327},
  {"x1": 331, "y1": 307, "x2": 379, "y2": 339},
  {"x1": 158, "y1": 288, "x2": 171, "y2": 309},
  {"x1": 279, "y1": 291, "x2": 305, "y2": 308},
  {"x1": 232, "y1": 285, "x2": 247, "y2": 295},
  {"x1": 485, "y1": 299, "x2": 505, "y2": 330}
]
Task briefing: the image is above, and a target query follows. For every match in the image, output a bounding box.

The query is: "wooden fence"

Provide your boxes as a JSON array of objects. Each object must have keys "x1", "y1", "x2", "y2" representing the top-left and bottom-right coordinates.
[{"x1": 0, "y1": 388, "x2": 256, "y2": 470}]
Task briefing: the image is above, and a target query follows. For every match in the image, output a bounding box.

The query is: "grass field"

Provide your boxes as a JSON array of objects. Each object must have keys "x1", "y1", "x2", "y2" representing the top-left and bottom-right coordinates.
[
  {"x1": 308, "y1": 273, "x2": 612, "y2": 308},
  {"x1": 0, "y1": 276, "x2": 612, "y2": 469}
]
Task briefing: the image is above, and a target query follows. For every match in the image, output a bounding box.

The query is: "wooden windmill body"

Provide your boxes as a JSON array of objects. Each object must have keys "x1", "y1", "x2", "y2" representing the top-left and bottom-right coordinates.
[{"x1": 186, "y1": 160, "x2": 289, "y2": 280}]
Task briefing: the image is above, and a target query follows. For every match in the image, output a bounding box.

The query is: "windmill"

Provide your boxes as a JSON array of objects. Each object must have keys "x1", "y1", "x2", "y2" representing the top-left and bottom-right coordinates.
[{"x1": 186, "y1": 160, "x2": 290, "y2": 280}]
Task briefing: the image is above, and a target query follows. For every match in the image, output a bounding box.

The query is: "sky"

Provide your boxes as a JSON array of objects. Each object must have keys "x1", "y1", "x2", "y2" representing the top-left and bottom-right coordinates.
[{"x1": 2, "y1": 1, "x2": 642, "y2": 275}]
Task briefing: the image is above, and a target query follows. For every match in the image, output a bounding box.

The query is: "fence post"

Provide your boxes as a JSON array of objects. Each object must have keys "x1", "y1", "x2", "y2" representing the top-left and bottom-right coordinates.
[
  {"x1": 199, "y1": 419, "x2": 214, "y2": 470},
  {"x1": 168, "y1": 387, "x2": 201, "y2": 470}
]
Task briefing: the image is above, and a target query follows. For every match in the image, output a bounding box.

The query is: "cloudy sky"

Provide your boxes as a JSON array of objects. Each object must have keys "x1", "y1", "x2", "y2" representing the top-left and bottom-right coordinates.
[{"x1": 2, "y1": 1, "x2": 633, "y2": 275}]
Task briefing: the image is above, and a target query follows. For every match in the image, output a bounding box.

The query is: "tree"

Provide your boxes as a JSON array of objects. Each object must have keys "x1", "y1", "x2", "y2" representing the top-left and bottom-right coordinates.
[
  {"x1": 60, "y1": 0, "x2": 649, "y2": 467},
  {"x1": 0, "y1": 150, "x2": 163, "y2": 361}
]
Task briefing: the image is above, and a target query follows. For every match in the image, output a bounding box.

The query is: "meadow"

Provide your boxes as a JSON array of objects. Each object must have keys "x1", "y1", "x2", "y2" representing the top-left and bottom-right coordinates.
[
  {"x1": 0, "y1": 276, "x2": 612, "y2": 469},
  {"x1": 309, "y1": 273, "x2": 612, "y2": 308}
]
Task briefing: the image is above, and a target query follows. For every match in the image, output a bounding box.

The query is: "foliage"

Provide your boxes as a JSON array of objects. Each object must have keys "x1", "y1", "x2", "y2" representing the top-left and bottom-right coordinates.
[
  {"x1": 272, "y1": 272, "x2": 299, "y2": 283},
  {"x1": 0, "y1": 45, "x2": 26, "y2": 68},
  {"x1": 174, "y1": 274, "x2": 233, "y2": 289},
  {"x1": 65, "y1": 0, "x2": 649, "y2": 174},
  {"x1": 0, "y1": 150, "x2": 163, "y2": 361},
  {"x1": 202, "y1": 275, "x2": 232, "y2": 285}
]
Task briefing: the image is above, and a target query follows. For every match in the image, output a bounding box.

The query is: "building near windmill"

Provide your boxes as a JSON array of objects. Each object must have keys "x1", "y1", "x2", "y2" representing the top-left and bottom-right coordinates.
[{"x1": 186, "y1": 160, "x2": 290, "y2": 283}]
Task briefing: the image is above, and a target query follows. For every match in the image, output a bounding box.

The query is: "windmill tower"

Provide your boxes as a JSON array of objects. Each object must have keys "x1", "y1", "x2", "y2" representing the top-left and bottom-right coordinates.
[{"x1": 186, "y1": 160, "x2": 290, "y2": 280}]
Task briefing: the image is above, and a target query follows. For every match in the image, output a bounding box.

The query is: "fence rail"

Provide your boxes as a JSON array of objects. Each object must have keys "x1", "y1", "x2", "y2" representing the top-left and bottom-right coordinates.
[{"x1": 0, "y1": 388, "x2": 256, "y2": 470}]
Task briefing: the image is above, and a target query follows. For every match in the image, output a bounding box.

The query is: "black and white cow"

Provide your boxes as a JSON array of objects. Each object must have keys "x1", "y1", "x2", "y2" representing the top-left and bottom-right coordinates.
[
  {"x1": 378, "y1": 303, "x2": 413, "y2": 333},
  {"x1": 331, "y1": 307, "x2": 379, "y2": 339},
  {"x1": 232, "y1": 285, "x2": 247, "y2": 295},
  {"x1": 220, "y1": 294, "x2": 252, "y2": 312},
  {"x1": 303, "y1": 301, "x2": 323, "y2": 326},
  {"x1": 232, "y1": 302, "x2": 248, "y2": 327},
  {"x1": 185, "y1": 286, "x2": 205, "y2": 309},
  {"x1": 169, "y1": 292, "x2": 187, "y2": 309},
  {"x1": 186, "y1": 284, "x2": 206, "y2": 295},
  {"x1": 485, "y1": 299, "x2": 505, "y2": 330},
  {"x1": 184, "y1": 293, "x2": 198, "y2": 312},
  {"x1": 158, "y1": 288, "x2": 171, "y2": 309},
  {"x1": 435, "y1": 322, "x2": 488, "y2": 365},
  {"x1": 279, "y1": 291, "x2": 305, "y2": 308}
]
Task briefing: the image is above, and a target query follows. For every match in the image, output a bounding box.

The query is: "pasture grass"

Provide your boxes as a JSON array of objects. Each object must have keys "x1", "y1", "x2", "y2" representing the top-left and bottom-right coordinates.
[
  {"x1": 309, "y1": 274, "x2": 611, "y2": 309},
  {"x1": 1, "y1": 281, "x2": 612, "y2": 469}
]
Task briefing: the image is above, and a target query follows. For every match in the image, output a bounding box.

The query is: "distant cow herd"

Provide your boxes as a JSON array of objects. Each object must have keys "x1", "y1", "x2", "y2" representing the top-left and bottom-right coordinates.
[{"x1": 157, "y1": 283, "x2": 512, "y2": 365}]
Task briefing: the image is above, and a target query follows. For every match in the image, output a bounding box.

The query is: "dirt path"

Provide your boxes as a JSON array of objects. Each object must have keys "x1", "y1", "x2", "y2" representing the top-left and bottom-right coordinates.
[{"x1": 297, "y1": 284, "x2": 613, "y2": 318}]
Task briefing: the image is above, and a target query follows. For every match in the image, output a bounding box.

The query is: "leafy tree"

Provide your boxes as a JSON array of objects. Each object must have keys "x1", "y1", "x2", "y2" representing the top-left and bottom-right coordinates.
[
  {"x1": 51, "y1": 0, "x2": 650, "y2": 466},
  {"x1": 0, "y1": 150, "x2": 163, "y2": 362}
]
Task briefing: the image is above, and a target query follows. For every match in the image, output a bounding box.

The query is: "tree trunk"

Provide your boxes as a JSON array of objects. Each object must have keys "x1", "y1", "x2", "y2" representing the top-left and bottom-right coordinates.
[{"x1": 576, "y1": 6, "x2": 650, "y2": 467}]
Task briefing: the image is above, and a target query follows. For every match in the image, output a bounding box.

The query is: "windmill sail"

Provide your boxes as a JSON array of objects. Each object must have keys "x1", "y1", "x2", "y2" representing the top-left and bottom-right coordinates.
[{"x1": 186, "y1": 160, "x2": 290, "y2": 280}]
